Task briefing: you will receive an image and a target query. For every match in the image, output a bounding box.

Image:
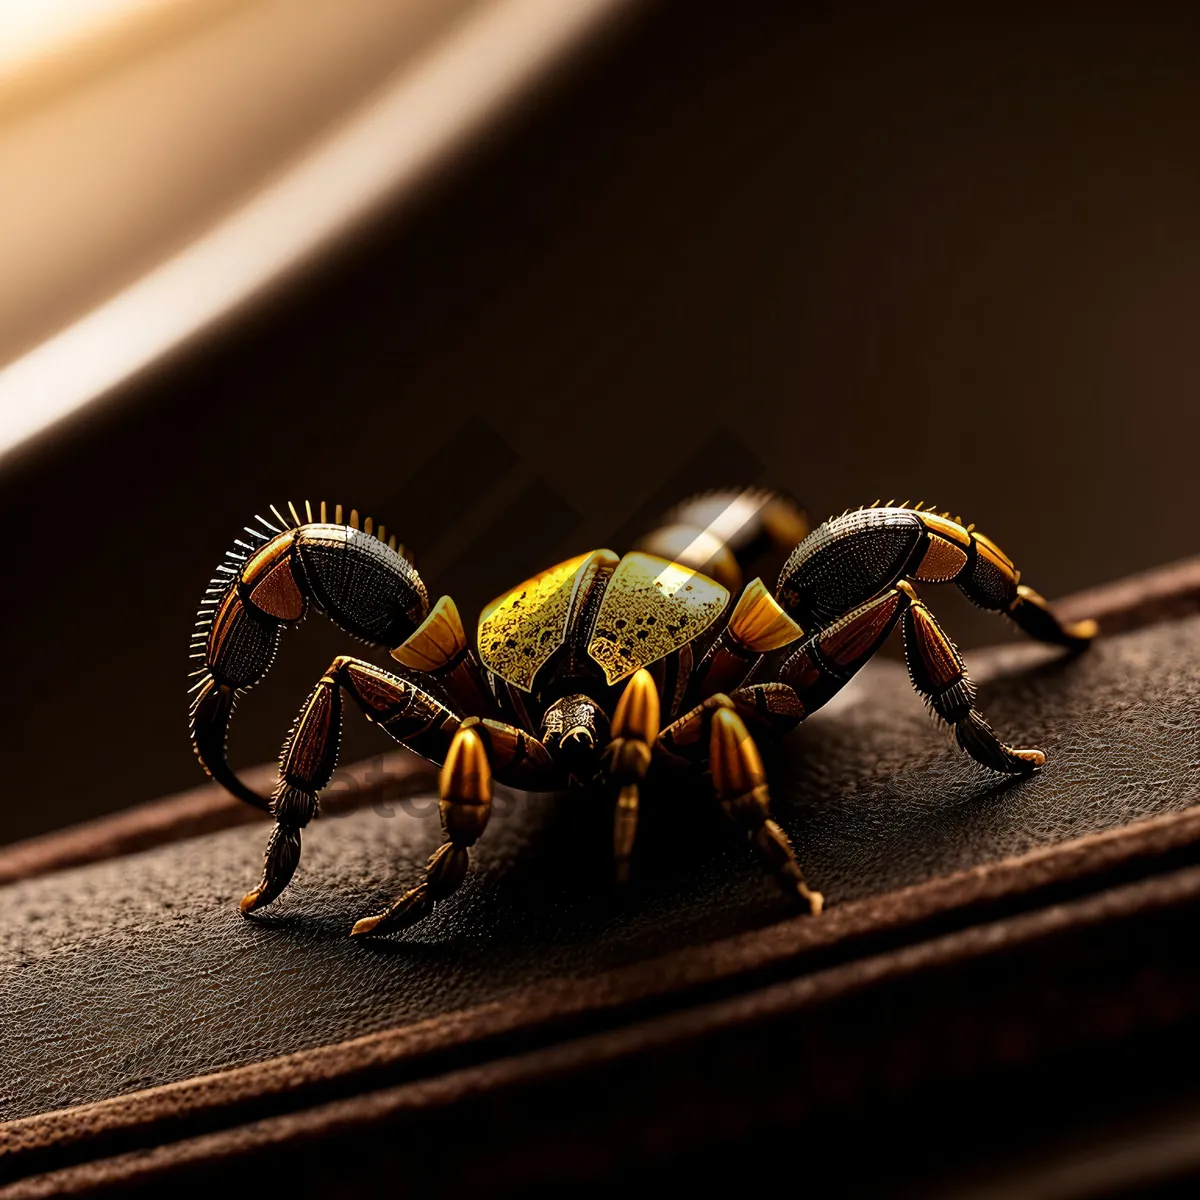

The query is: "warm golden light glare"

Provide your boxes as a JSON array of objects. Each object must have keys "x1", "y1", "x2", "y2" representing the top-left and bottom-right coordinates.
[
  {"x1": 0, "y1": 0, "x2": 628, "y2": 462},
  {"x1": 0, "y1": 0, "x2": 180, "y2": 78}
]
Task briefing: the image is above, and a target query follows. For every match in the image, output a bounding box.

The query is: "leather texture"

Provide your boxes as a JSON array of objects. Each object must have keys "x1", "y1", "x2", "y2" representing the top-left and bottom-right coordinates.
[{"x1": 1, "y1": 612, "x2": 1197, "y2": 1123}]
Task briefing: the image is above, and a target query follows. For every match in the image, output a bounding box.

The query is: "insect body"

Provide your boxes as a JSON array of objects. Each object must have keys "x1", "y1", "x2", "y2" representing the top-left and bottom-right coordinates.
[{"x1": 189, "y1": 494, "x2": 1096, "y2": 936}]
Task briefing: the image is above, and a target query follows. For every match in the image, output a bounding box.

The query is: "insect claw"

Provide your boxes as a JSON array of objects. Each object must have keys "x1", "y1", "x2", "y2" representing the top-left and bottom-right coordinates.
[
  {"x1": 351, "y1": 883, "x2": 433, "y2": 937},
  {"x1": 799, "y1": 884, "x2": 824, "y2": 915}
]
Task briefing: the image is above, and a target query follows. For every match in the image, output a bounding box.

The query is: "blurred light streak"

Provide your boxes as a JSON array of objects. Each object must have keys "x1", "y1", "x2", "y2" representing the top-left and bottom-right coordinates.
[
  {"x1": 0, "y1": 0, "x2": 632, "y2": 464},
  {"x1": 0, "y1": 0, "x2": 176, "y2": 77}
]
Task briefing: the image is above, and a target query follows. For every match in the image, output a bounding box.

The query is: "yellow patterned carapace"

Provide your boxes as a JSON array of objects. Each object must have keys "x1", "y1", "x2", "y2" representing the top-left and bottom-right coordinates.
[
  {"x1": 476, "y1": 552, "x2": 593, "y2": 692},
  {"x1": 587, "y1": 551, "x2": 730, "y2": 685}
]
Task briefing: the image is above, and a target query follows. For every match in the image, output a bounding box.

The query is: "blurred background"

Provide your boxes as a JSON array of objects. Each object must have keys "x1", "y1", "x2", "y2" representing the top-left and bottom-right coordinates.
[{"x1": 1, "y1": 0, "x2": 1198, "y2": 844}]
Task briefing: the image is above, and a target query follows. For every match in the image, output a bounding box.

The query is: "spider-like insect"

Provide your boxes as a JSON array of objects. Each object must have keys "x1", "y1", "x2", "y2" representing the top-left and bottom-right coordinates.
[{"x1": 189, "y1": 491, "x2": 1096, "y2": 936}]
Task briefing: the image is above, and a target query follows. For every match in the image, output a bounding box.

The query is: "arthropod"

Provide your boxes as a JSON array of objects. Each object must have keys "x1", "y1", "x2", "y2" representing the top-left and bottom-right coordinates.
[{"x1": 189, "y1": 492, "x2": 1096, "y2": 936}]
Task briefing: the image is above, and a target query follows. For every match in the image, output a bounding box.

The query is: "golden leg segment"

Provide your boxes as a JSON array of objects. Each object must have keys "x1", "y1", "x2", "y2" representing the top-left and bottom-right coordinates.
[
  {"x1": 903, "y1": 592, "x2": 1046, "y2": 774},
  {"x1": 604, "y1": 669, "x2": 660, "y2": 885},
  {"x1": 709, "y1": 707, "x2": 823, "y2": 914},
  {"x1": 351, "y1": 723, "x2": 492, "y2": 938},
  {"x1": 239, "y1": 668, "x2": 341, "y2": 914},
  {"x1": 239, "y1": 655, "x2": 548, "y2": 926},
  {"x1": 239, "y1": 655, "x2": 459, "y2": 917},
  {"x1": 1009, "y1": 584, "x2": 1098, "y2": 649},
  {"x1": 918, "y1": 512, "x2": 1097, "y2": 650}
]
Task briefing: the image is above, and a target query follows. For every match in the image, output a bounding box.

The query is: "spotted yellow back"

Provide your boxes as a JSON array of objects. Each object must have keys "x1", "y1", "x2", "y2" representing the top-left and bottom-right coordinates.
[
  {"x1": 476, "y1": 552, "x2": 594, "y2": 692},
  {"x1": 587, "y1": 551, "x2": 729, "y2": 685}
]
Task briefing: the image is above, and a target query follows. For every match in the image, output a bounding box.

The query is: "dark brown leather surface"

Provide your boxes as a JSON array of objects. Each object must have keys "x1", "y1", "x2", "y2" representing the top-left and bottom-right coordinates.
[
  {"x1": 10, "y1": 850, "x2": 1200, "y2": 1198},
  {"x1": 2, "y1": 610, "x2": 1197, "y2": 1124}
]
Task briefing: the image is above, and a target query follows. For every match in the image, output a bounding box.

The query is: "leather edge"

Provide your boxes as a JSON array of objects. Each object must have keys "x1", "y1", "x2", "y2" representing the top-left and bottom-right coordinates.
[
  {"x1": 1055, "y1": 554, "x2": 1200, "y2": 632},
  {"x1": 7, "y1": 858, "x2": 1200, "y2": 1197},
  {"x1": 5, "y1": 795, "x2": 1200, "y2": 1174}
]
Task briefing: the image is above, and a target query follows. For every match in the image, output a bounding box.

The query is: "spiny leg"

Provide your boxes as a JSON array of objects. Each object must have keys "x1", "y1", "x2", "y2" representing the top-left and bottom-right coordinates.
[
  {"x1": 240, "y1": 655, "x2": 554, "y2": 920},
  {"x1": 351, "y1": 723, "x2": 493, "y2": 937},
  {"x1": 191, "y1": 505, "x2": 430, "y2": 809},
  {"x1": 773, "y1": 502, "x2": 1095, "y2": 654},
  {"x1": 238, "y1": 663, "x2": 343, "y2": 913},
  {"x1": 240, "y1": 655, "x2": 453, "y2": 915},
  {"x1": 903, "y1": 587, "x2": 1044, "y2": 774},
  {"x1": 774, "y1": 572, "x2": 1046, "y2": 775},
  {"x1": 709, "y1": 706, "x2": 823, "y2": 914},
  {"x1": 602, "y1": 669, "x2": 660, "y2": 885}
]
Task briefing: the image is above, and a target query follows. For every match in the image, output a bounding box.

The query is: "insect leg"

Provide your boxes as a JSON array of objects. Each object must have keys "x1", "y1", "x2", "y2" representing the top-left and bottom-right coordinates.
[
  {"x1": 351, "y1": 724, "x2": 491, "y2": 937},
  {"x1": 240, "y1": 655, "x2": 557, "y2": 918},
  {"x1": 902, "y1": 588, "x2": 1046, "y2": 774},
  {"x1": 684, "y1": 578, "x2": 804, "y2": 707},
  {"x1": 773, "y1": 585, "x2": 913, "y2": 718},
  {"x1": 239, "y1": 656, "x2": 455, "y2": 914},
  {"x1": 601, "y1": 669, "x2": 660, "y2": 885},
  {"x1": 656, "y1": 683, "x2": 798, "y2": 767},
  {"x1": 349, "y1": 710, "x2": 558, "y2": 935},
  {"x1": 653, "y1": 689, "x2": 821, "y2": 913},
  {"x1": 710, "y1": 707, "x2": 823, "y2": 914},
  {"x1": 911, "y1": 512, "x2": 1097, "y2": 649},
  {"x1": 191, "y1": 506, "x2": 430, "y2": 810}
]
